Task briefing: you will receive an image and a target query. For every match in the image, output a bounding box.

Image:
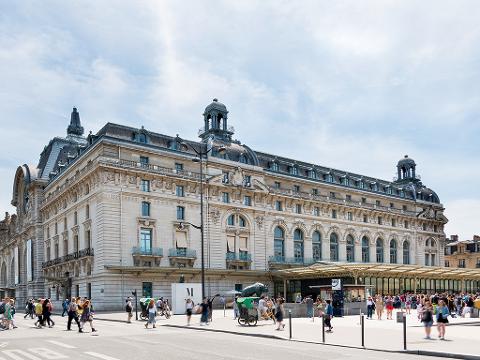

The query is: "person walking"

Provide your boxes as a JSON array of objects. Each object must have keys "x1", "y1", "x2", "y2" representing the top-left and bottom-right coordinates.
[
  {"x1": 80, "y1": 300, "x2": 97, "y2": 332},
  {"x1": 199, "y1": 298, "x2": 209, "y2": 325},
  {"x1": 34, "y1": 299, "x2": 44, "y2": 328},
  {"x1": 386, "y1": 296, "x2": 394, "y2": 320},
  {"x1": 274, "y1": 297, "x2": 285, "y2": 331},
  {"x1": 421, "y1": 300, "x2": 434, "y2": 340},
  {"x1": 61, "y1": 299, "x2": 69, "y2": 317},
  {"x1": 304, "y1": 295, "x2": 314, "y2": 321},
  {"x1": 366, "y1": 296, "x2": 375, "y2": 319},
  {"x1": 67, "y1": 297, "x2": 82, "y2": 332},
  {"x1": 144, "y1": 299, "x2": 156, "y2": 329},
  {"x1": 3, "y1": 298, "x2": 12, "y2": 330},
  {"x1": 436, "y1": 300, "x2": 449, "y2": 340},
  {"x1": 185, "y1": 298, "x2": 194, "y2": 326},
  {"x1": 233, "y1": 295, "x2": 239, "y2": 319},
  {"x1": 42, "y1": 298, "x2": 55, "y2": 328},
  {"x1": 324, "y1": 299, "x2": 333, "y2": 332},
  {"x1": 375, "y1": 295, "x2": 384, "y2": 320},
  {"x1": 125, "y1": 298, "x2": 133, "y2": 323}
]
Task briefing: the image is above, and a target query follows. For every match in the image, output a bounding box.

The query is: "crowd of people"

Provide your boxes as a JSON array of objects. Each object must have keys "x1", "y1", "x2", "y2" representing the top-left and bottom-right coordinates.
[{"x1": 0, "y1": 296, "x2": 96, "y2": 333}]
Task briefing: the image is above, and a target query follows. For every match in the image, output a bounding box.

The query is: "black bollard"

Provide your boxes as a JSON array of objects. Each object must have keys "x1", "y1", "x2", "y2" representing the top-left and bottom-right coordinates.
[
  {"x1": 361, "y1": 313, "x2": 365, "y2": 347},
  {"x1": 289, "y1": 310, "x2": 292, "y2": 339},
  {"x1": 403, "y1": 313, "x2": 407, "y2": 350},
  {"x1": 322, "y1": 314, "x2": 325, "y2": 343}
]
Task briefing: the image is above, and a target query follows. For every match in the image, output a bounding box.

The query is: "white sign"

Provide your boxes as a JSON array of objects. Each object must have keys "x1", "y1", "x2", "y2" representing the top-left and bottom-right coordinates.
[
  {"x1": 171, "y1": 283, "x2": 202, "y2": 315},
  {"x1": 331, "y1": 278, "x2": 342, "y2": 291},
  {"x1": 14, "y1": 246, "x2": 19, "y2": 285},
  {"x1": 27, "y1": 239, "x2": 33, "y2": 282}
]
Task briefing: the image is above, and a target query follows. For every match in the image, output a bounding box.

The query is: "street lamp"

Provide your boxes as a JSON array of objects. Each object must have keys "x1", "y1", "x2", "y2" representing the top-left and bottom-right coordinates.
[{"x1": 178, "y1": 137, "x2": 226, "y2": 300}]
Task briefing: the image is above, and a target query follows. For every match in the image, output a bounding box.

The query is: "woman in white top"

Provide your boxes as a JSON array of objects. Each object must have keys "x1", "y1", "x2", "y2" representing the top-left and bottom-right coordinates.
[{"x1": 185, "y1": 298, "x2": 194, "y2": 326}]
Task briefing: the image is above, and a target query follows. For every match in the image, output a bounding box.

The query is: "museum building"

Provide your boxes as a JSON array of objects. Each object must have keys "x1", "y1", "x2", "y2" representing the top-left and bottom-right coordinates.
[{"x1": 2, "y1": 99, "x2": 478, "y2": 310}]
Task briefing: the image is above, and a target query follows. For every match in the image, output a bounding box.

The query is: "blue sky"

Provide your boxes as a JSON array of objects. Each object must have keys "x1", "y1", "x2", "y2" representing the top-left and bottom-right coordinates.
[{"x1": 0, "y1": 0, "x2": 479, "y2": 238}]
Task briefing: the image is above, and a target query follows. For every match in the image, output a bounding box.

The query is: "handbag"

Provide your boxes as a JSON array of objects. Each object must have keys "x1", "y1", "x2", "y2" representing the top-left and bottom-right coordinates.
[{"x1": 422, "y1": 310, "x2": 432, "y2": 323}]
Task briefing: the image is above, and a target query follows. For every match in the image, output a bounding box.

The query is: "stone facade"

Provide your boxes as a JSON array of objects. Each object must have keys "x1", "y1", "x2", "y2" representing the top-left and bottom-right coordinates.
[
  {"x1": 0, "y1": 101, "x2": 448, "y2": 310},
  {"x1": 445, "y1": 235, "x2": 480, "y2": 269}
]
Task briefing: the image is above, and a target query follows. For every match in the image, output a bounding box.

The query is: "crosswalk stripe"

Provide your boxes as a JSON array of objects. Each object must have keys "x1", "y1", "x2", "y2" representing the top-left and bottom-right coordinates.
[
  {"x1": 46, "y1": 341, "x2": 76, "y2": 349},
  {"x1": 84, "y1": 352, "x2": 120, "y2": 360}
]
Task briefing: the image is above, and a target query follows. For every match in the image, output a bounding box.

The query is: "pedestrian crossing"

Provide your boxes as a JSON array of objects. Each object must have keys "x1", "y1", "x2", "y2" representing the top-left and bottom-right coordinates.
[{"x1": 0, "y1": 341, "x2": 121, "y2": 360}]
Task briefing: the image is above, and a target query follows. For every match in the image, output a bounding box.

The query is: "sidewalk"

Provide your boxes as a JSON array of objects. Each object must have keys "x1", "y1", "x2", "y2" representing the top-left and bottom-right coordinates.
[{"x1": 93, "y1": 309, "x2": 480, "y2": 358}]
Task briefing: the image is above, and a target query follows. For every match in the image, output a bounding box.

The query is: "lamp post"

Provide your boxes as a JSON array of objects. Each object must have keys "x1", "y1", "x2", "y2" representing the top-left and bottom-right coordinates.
[{"x1": 178, "y1": 137, "x2": 225, "y2": 300}]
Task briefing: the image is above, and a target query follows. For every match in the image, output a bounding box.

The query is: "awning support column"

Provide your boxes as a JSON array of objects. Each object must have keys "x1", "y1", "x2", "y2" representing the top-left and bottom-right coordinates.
[{"x1": 283, "y1": 279, "x2": 287, "y2": 300}]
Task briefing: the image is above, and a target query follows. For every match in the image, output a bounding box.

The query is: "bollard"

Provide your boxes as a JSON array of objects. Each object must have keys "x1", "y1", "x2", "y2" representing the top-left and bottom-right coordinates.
[
  {"x1": 322, "y1": 314, "x2": 325, "y2": 343},
  {"x1": 403, "y1": 313, "x2": 407, "y2": 350},
  {"x1": 223, "y1": 302, "x2": 226, "y2": 318},
  {"x1": 361, "y1": 313, "x2": 365, "y2": 347},
  {"x1": 289, "y1": 310, "x2": 292, "y2": 339}
]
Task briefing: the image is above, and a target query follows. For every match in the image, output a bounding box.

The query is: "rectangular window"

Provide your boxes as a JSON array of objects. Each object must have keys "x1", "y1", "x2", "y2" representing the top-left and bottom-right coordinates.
[
  {"x1": 363, "y1": 215, "x2": 368, "y2": 223},
  {"x1": 222, "y1": 192, "x2": 230, "y2": 203},
  {"x1": 390, "y1": 202, "x2": 394, "y2": 208},
  {"x1": 222, "y1": 171, "x2": 229, "y2": 183},
  {"x1": 434, "y1": 225, "x2": 438, "y2": 232},
  {"x1": 54, "y1": 243, "x2": 59, "y2": 258},
  {"x1": 74, "y1": 211, "x2": 78, "y2": 225},
  {"x1": 404, "y1": 221, "x2": 409, "y2": 229},
  {"x1": 175, "y1": 163, "x2": 184, "y2": 171},
  {"x1": 425, "y1": 254, "x2": 430, "y2": 266},
  {"x1": 139, "y1": 156, "x2": 149, "y2": 166},
  {"x1": 244, "y1": 175, "x2": 251, "y2": 186},
  {"x1": 244, "y1": 196, "x2": 251, "y2": 206},
  {"x1": 142, "y1": 282, "x2": 152, "y2": 298},
  {"x1": 176, "y1": 185, "x2": 184, "y2": 197},
  {"x1": 141, "y1": 201, "x2": 150, "y2": 217},
  {"x1": 391, "y1": 219, "x2": 396, "y2": 227},
  {"x1": 85, "y1": 205, "x2": 90, "y2": 219},
  {"x1": 312, "y1": 188, "x2": 318, "y2": 195},
  {"x1": 458, "y1": 259, "x2": 465, "y2": 268},
  {"x1": 55, "y1": 223, "x2": 58, "y2": 235},
  {"x1": 140, "y1": 228, "x2": 152, "y2": 253},
  {"x1": 378, "y1": 216, "x2": 382, "y2": 225},
  {"x1": 295, "y1": 204, "x2": 302, "y2": 214},
  {"x1": 293, "y1": 185, "x2": 300, "y2": 192},
  {"x1": 176, "y1": 206, "x2": 185, "y2": 220},
  {"x1": 361, "y1": 197, "x2": 366, "y2": 204},
  {"x1": 87, "y1": 283, "x2": 92, "y2": 300},
  {"x1": 86, "y1": 230, "x2": 91, "y2": 248},
  {"x1": 329, "y1": 192, "x2": 336, "y2": 198},
  {"x1": 74, "y1": 235, "x2": 79, "y2": 252},
  {"x1": 347, "y1": 212, "x2": 353, "y2": 221},
  {"x1": 141, "y1": 179, "x2": 150, "y2": 192},
  {"x1": 47, "y1": 227, "x2": 50, "y2": 238},
  {"x1": 275, "y1": 201, "x2": 283, "y2": 211},
  {"x1": 346, "y1": 194, "x2": 351, "y2": 201},
  {"x1": 274, "y1": 181, "x2": 281, "y2": 189},
  {"x1": 445, "y1": 261, "x2": 450, "y2": 267},
  {"x1": 403, "y1": 205, "x2": 407, "y2": 211},
  {"x1": 313, "y1": 207, "x2": 320, "y2": 216},
  {"x1": 423, "y1": 223, "x2": 427, "y2": 231},
  {"x1": 376, "y1": 200, "x2": 381, "y2": 206},
  {"x1": 332, "y1": 209, "x2": 337, "y2": 219}
]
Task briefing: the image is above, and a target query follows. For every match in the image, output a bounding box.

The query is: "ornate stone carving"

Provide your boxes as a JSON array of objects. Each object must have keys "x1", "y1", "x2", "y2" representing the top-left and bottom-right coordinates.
[
  {"x1": 210, "y1": 208, "x2": 220, "y2": 224},
  {"x1": 255, "y1": 216, "x2": 264, "y2": 230}
]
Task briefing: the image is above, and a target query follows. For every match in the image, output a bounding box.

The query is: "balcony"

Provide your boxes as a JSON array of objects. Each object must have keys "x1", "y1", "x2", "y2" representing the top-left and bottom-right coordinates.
[
  {"x1": 268, "y1": 255, "x2": 315, "y2": 269},
  {"x1": 132, "y1": 247, "x2": 163, "y2": 266},
  {"x1": 42, "y1": 248, "x2": 94, "y2": 269},
  {"x1": 226, "y1": 252, "x2": 252, "y2": 270},
  {"x1": 168, "y1": 248, "x2": 196, "y2": 267}
]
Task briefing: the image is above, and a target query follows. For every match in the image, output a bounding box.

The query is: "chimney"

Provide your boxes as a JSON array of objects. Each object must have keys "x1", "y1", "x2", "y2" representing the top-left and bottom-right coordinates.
[{"x1": 450, "y1": 235, "x2": 458, "y2": 242}]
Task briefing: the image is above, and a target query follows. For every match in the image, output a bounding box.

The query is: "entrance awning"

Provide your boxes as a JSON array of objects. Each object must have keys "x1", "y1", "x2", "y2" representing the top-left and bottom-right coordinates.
[{"x1": 274, "y1": 262, "x2": 480, "y2": 280}]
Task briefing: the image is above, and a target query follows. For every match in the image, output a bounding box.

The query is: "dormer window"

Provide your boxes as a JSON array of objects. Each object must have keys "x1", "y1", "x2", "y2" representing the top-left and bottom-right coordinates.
[
  {"x1": 358, "y1": 181, "x2": 365, "y2": 189},
  {"x1": 133, "y1": 130, "x2": 148, "y2": 144},
  {"x1": 290, "y1": 166, "x2": 298, "y2": 176},
  {"x1": 271, "y1": 162, "x2": 279, "y2": 172},
  {"x1": 239, "y1": 154, "x2": 248, "y2": 164},
  {"x1": 309, "y1": 170, "x2": 317, "y2": 179},
  {"x1": 326, "y1": 174, "x2": 333, "y2": 183}
]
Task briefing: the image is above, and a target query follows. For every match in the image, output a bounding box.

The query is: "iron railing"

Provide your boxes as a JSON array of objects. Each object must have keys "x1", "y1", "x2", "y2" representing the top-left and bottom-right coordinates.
[
  {"x1": 168, "y1": 248, "x2": 196, "y2": 258},
  {"x1": 226, "y1": 252, "x2": 252, "y2": 261},
  {"x1": 132, "y1": 246, "x2": 163, "y2": 256},
  {"x1": 42, "y1": 247, "x2": 94, "y2": 268}
]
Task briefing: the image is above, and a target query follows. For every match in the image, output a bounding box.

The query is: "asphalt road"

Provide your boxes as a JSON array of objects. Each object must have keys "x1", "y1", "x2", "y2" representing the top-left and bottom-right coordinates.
[{"x1": 0, "y1": 316, "x2": 444, "y2": 360}]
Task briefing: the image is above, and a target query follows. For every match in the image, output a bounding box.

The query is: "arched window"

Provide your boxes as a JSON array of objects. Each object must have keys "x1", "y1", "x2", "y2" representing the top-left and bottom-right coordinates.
[
  {"x1": 239, "y1": 154, "x2": 247, "y2": 164},
  {"x1": 293, "y1": 229, "x2": 304, "y2": 263},
  {"x1": 361, "y1": 236, "x2": 370, "y2": 263},
  {"x1": 330, "y1": 233, "x2": 339, "y2": 261},
  {"x1": 376, "y1": 238, "x2": 384, "y2": 263},
  {"x1": 346, "y1": 234, "x2": 355, "y2": 262},
  {"x1": 403, "y1": 241, "x2": 410, "y2": 264},
  {"x1": 238, "y1": 216, "x2": 246, "y2": 228},
  {"x1": 274, "y1": 227, "x2": 285, "y2": 260},
  {"x1": 312, "y1": 231, "x2": 322, "y2": 261},
  {"x1": 390, "y1": 239, "x2": 397, "y2": 263},
  {"x1": 227, "y1": 214, "x2": 235, "y2": 226},
  {"x1": 0, "y1": 262, "x2": 6, "y2": 286}
]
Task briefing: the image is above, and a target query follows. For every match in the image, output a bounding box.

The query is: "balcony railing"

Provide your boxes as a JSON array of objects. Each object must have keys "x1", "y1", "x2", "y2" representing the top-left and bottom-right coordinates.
[
  {"x1": 168, "y1": 248, "x2": 196, "y2": 258},
  {"x1": 268, "y1": 256, "x2": 315, "y2": 266},
  {"x1": 226, "y1": 252, "x2": 252, "y2": 262},
  {"x1": 132, "y1": 247, "x2": 163, "y2": 256},
  {"x1": 42, "y1": 247, "x2": 94, "y2": 268}
]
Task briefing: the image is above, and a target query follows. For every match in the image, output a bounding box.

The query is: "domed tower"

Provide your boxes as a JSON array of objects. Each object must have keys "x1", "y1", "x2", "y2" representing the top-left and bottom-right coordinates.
[
  {"x1": 199, "y1": 98, "x2": 234, "y2": 142},
  {"x1": 396, "y1": 155, "x2": 417, "y2": 183}
]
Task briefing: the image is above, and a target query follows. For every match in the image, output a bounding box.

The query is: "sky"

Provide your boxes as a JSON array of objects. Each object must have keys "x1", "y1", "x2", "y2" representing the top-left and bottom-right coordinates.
[{"x1": 0, "y1": 0, "x2": 479, "y2": 239}]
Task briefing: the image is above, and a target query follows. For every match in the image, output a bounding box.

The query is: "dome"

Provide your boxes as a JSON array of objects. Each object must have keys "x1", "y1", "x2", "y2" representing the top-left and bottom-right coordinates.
[
  {"x1": 204, "y1": 98, "x2": 228, "y2": 114},
  {"x1": 397, "y1": 155, "x2": 416, "y2": 168}
]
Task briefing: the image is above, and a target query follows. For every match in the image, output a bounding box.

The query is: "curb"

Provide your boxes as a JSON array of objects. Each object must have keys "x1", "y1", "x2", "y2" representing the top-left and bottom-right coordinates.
[{"x1": 162, "y1": 323, "x2": 480, "y2": 360}]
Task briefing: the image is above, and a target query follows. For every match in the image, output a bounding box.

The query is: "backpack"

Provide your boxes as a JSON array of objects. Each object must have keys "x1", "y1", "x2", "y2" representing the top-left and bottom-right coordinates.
[{"x1": 126, "y1": 303, "x2": 132, "y2": 313}]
